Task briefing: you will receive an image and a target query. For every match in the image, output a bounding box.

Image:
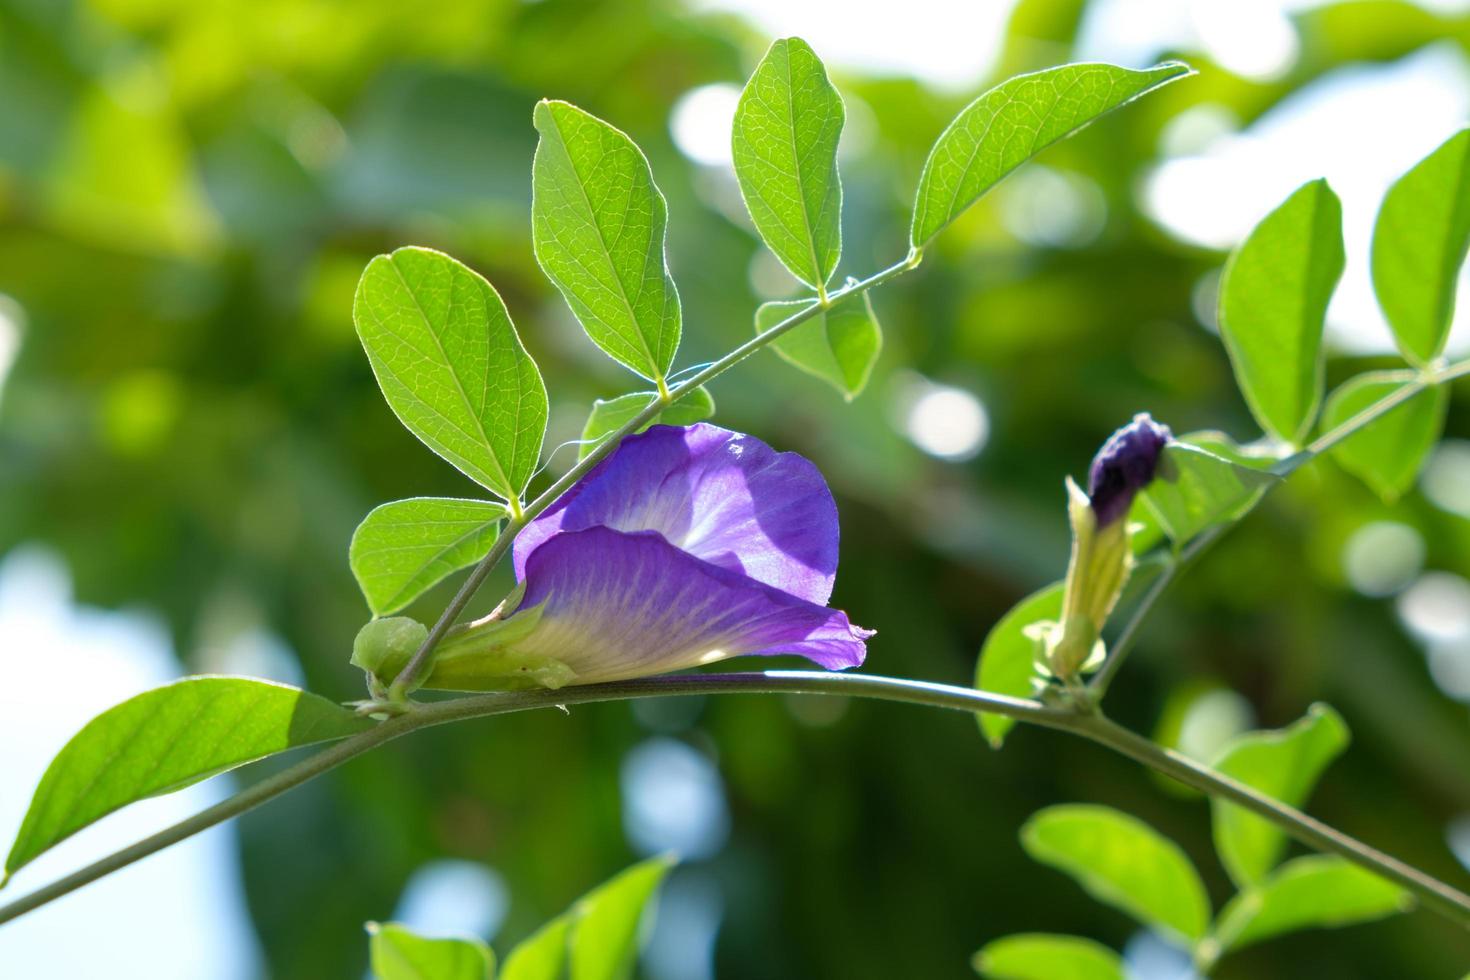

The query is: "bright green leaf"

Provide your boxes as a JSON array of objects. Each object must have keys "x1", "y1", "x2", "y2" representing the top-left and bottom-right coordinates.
[
  {"x1": 911, "y1": 62, "x2": 1191, "y2": 247},
  {"x1": 367, "y1": 922, "x2": 495, "y2": 980},
  {"x1": 1215, "y1": 855, "x2": 1411, "y2": 952},
  {"x1": 1021, "y1": 804, "x2": 1211, "y2": 944},
  {"x1": 1322, "y1": 371, "x2": 1447, "y2": 502},
  {"x1": 354, "y1": 247, "x2": 548, "y2": 501},
  {"x1": 1210, "y1": 703, "x2": 1350, "y2": 888},
  {"x1": 578, "y1": 387, "x2": 716, "y2": 460},
  {"x1": 754, "y1": 293, "x2": 881, "y2": 399},
  {"x1": 1218, "y1": 179, "x2": 1345, "y2": 444},
  {"x1": 532, "y1": 100, "x2": 681, "y2": 382},
  {"x1": 972, "y1": 933, "x2": 1125, "y2": 980},
  {"x1": 570, "y1": 855, "x2": 674, "y2": 980},
  {"x1": 350, "y1": 497, "x2": 506, "y2": 616},
  {"x1": 5, "y1": 677, "x2": 373, "y2": 879},
  {"x1": 732, "y1": 37, "x2": 844, "y2": 290},
  {"x1": 1139, "y1": 441, "x2": 1278, "y2": 545},
  {"x1": 975, "y1": 581, "x2": 1063, "y2": 748},
  {"x1": 1371, "y1": 129, "x2": 1470, "y2": 364},
  {"x1": 501, "y1": 918, "x2": 570, "y2": 980}
]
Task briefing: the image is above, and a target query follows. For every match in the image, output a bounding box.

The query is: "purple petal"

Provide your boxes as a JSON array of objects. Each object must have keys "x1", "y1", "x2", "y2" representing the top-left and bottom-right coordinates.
[
  {"x1": 1087, "y1": 413, "x2": 1172, "y2": 526},
  {"x1": 514, "y1": 423, "x2": 839, "y2": 603},
  {"x1": 508, "y1": 526, "x2": 870, "y2": 682}
]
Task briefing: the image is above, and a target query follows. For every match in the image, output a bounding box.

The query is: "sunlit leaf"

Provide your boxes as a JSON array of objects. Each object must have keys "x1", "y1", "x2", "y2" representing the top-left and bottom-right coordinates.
[
  {"x1": 578, "y1": 387, "x2": 716, "y2": 460},
  {"x1": 975, "y1": 581, "x2": 1062, "y2": 748},
  {"x1": 732, "y1": 37, "x2": 844, "y2": 290},
  {"x1": 5, "y1": 677, "x2": 373, "y2": 880},
  {"x1": 754, "y1": 293, "x2": 881, "y2": 399},
  {"x1": 354, "y1": 247, "x2": 549, "y2": 501},
  {"x1": 1321, "y1": 371, "x2": 1447, "y2": 502},
  {"x1": 1021, "y1": 804, "x2": 1210, "y2": 943},
  {"x1": 501, "y1": 918, "x2": 570, "y2": 980},
  {"x1": 570, "y1": 854, "x2": 674, "y2": 980},
  {"x1": 910, "y1": 62, "x2": 1191, "y2": 247},
  {"x1": 1218, "y1": 179, "x2": 1345, "y2": 444},
  {"x1": 367, "y1": 921, "x2": 494, "y2": 980},
  {"x1": 1215, "y1": 855, "x2": 1411, "y2": 952},
  {"x1": 1210, "y1": 703, "x2": 1349, "y2": 888},
  {"x1": 1138, "y1": 441, "x2": 1277, "y2": 545},
  {"x1": 972, "y1": 933, "x2": 1125, "y2": 980},
  {"x1": 1371, "y1": 129, "x2": 1470, "y2": 365},
  {"x1": 350, "y1": 497, "x2": 506, "y2": 616},
  {"x1": 532, "y1": 100, "x2": 681, "y2": 382}
]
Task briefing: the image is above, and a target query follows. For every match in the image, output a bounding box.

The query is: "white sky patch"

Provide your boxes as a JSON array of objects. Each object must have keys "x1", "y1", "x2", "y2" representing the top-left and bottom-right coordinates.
[
  {"x1": 391, "y1": 860, "x2": 509, "y2": 943},
  {"x1": 894, "y1": 373, "x2": 989, "y2": 462},
  {"x1": 671, "y1": 83, "x2": 742, "y2": 167},
  {"x1": 0, "y1": 547, "x2": 261, "y2": 978},
  {"x1": 1141, "y1": 44, "x2": 1470, "y2": 355},
  {"x1": 0, "y1": 294, "x2": 24, "y2": 414}
]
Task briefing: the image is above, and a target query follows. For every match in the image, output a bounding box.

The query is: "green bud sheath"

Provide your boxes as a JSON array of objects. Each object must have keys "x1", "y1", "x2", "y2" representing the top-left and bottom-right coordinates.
[{"x1": 1047, "y1": 479, "x2": 1135, "y2": 681}]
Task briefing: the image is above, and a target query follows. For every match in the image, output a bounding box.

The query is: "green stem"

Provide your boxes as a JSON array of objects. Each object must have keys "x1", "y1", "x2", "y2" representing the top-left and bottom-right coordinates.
[
  {"x1": 1087, "y1": 356, "x2": 1470, "y2": 697},
  {"x1": 387, "y1": 253, "x2": 921, "y2": 698},
  {"x1": 4, "y1": 671, "x2": 1468, "y2": 928}
]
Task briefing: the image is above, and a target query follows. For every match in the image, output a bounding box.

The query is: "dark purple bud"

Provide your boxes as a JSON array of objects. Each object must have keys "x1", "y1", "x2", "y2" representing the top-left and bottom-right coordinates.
[{"x1": 1087, "y1": 413, "x2": 1172, "y2": 527}]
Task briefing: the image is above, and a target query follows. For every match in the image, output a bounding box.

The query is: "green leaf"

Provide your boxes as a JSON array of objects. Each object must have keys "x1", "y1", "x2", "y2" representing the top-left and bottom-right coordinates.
[
  {"x1": 1021, "y1": 804, "x2": 1211, "y2": 944},
  {"x1": 367, "y1": 922, "x2": 495, "y2": 980},
  {"x1": 1322, "y1": 371, "x2": 1448, "y2": 502},
  {"x1": 1138, "y1": 441, "x2": 1278, "y2": 545},
  {"x1": 754, "y1": 293, "x2": 881, "y2": 399},
  {"x1": 1215, "y1": 856, "x2": 1411, "y2": 952},
  {"x1": 911, "y1": 62, "x2": 1191, "y2": 247},
  {"x1": 972, "y1": 933, "x2": 1125, "y2": 980},
  {"x1": 974, "y1": 582, "x2": 1063, "y2": 748},
  {"x1": 350, "y1": 497, "x2": 506, "y2": 616},
  {"x1": 570, "y1": 855, "x2": 674, "y2": 980},
  {"x1": 1218, "y1": 179, "x2": 1345, "y2": 444},
  {"x1": 732, "y1": 37, "x2": 845, "y2": 290},
  {"x1": 1210, "y1": 703, "x2": 1350, "y2": 888},
  {"x1": 5, "y1": 677, "x2": 373, "y2": 879},
  {"x1": 578, "y1": 386, "x2": 716, "y2": 460},
  {"x1": 1371, "y1": 129, "x2": 1470, "y2": 365},
  {"x1": 354, "y1": 247, "x2": 548, "y2": 501},
  {"x1": 501, "y1": 918, "x2": 570, "y2": 980},
  {"x1": 532, "y1": 100, "x2": 681, "y2": 382}
]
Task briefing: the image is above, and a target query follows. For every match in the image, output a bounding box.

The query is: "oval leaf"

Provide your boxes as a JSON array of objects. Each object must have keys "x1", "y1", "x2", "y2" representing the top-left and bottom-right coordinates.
[
  {"x1": 754, "y1": 293, "x2": 881, "y2": 399},
  {"x1": 1372, "y1": 129, "x2": 1470, "y2": 365},
  {"x1": 367, "y1": 922, "x2": 495, "y2": 980},
  {"x1": 973, "y1": 933, "x2": 1125, "y2": 980},
  {"x1": 1021, "y1": 804, "x2": 1211, "y2": 944},
  {"x1": 1210, "y1": 703, "x2": 1349, "y2": 888},
  {"x1": 6, "y1": 677, "x2": 374, "y2": 879},
  {"x1": 570, "y1": 854, "x2": 674, "y2": 980},
  {"x1": 1218, "y1": 179, "x2": 1345, "y2": 444},
  {"x1": 1215, "y1": 855, "x2": 1411, "y2": 952},
  {"x1": 532, "y1": 100, "x2": 681, "y2": 382},
  {"x1": 1322, "y1": 371, "x2": 1447, "y2": 502},
  {"x1": 732, "y1": 36, "x2": 845, "y2": 290},
  {"x1": 351, "y1": 497, "x2": 507, "y2": 616},
  {"x1": 974, "y1": 581, "x2": 1063, "y2": 748},
  {"x1": 578, "y1": 387, "x2": 716, "y2": 460},
  {"x1": 354, "y1": 247, "x2": 549, "y2": 501},
  {"x1": 1138, "y1": 440, "x2": 1278, "y2": 545},
  {"x1": 501, "y1": 918, "x2": 571, "y2": 980},
  {"x1": 911, "y1": 62, "x2": 1191, "y2": 247}
]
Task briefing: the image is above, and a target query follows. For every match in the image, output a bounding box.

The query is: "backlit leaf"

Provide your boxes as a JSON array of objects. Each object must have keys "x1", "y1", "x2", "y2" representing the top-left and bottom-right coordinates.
[
  {"x1": 578, "y1": 387, "x2": 716, "y2": 460},
  {"x1": 501, "y1": 918, "x2": 570, "y2": 980},
  {"x1": 975, "y1": 581, "x2": 1063, "y2": 748},
  {"x1": 350, "y1": 497, "x2": 506, "y2": 616},
  {"x1": 1215, "y1": 855, "x2": 1410, "y2": 952},
  {"x1": 1139, "y1": 440, "x2": 1277, "y2": 545},
  {"x1": 1322, "y1": 371, "x2": 1447, "y2": 502},
  {"x1": 354, "y1": 247, "x2": 548, "y2": 500},
  {"x1": 754, "y1": 293, "x2": 881, "y2": 398},
  {"x1": 367, "y1": 922, "x2": 494, "y2": 980},
  {"x1": 972, "y1": 933, "x2": 1125, "y2": 980},
  {"x1": 570, "y1": 855, "x2": 674, "y2": 980}
]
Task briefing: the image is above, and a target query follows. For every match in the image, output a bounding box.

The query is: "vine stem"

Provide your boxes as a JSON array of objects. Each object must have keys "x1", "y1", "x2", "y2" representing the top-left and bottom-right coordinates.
[
  {"x1": 4, "y1": 670, "x2": 1469, "y2": 927},
  {"x1": 387, "y1": 249, "x2": 923, "y2": 699},
  {"x1": 1088, "y1": 356, "x2": 1470, "y2": 697}
]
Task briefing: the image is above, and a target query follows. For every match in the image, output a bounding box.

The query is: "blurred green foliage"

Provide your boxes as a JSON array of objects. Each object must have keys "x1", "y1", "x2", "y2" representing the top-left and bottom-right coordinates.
[{"x1": 3, "y1": 0, "x2": 1470, "y2": 976}]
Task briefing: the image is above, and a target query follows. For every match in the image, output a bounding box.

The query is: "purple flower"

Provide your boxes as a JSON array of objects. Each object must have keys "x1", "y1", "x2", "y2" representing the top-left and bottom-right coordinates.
[
  {"x1": 1086, "y1": 413, "x2": 1172, "y2": 527},
  {"x1": 497, "y1": 423, "x2": 871, "y2": 684}
]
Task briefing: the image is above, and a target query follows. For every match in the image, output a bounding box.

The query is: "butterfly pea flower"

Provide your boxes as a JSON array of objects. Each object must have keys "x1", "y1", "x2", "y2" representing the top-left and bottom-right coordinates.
[
  {"x1": 359, "y1": 424, "x2": 873, "y2": 693},
  {"x1": 1029, "y1": 413, "x2": 1171, "y2": 682}
]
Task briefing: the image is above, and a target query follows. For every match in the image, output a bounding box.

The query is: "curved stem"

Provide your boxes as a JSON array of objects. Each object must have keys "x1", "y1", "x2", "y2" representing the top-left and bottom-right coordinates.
[
  {"x1": 5, "y1": 670, "x2": 1468, "y2": 930},
  {"x1": 388, "y1": 254, "x2": 921, "y2": 698}
]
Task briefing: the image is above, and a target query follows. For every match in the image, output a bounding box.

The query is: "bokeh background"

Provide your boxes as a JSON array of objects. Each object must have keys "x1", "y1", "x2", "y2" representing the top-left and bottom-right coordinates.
[{"x1": 4, "y1": 0, "x2": 1470, "y2": 976}]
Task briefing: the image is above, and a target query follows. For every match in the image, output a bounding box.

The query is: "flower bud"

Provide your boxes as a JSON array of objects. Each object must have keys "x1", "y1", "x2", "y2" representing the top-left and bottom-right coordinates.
[
  {"x1": 352, "y1": 616, "x2": 428, "y2": 694},
  {"x1": 1087, "y1": 412, "x2": 1171, "y2": 527}
]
